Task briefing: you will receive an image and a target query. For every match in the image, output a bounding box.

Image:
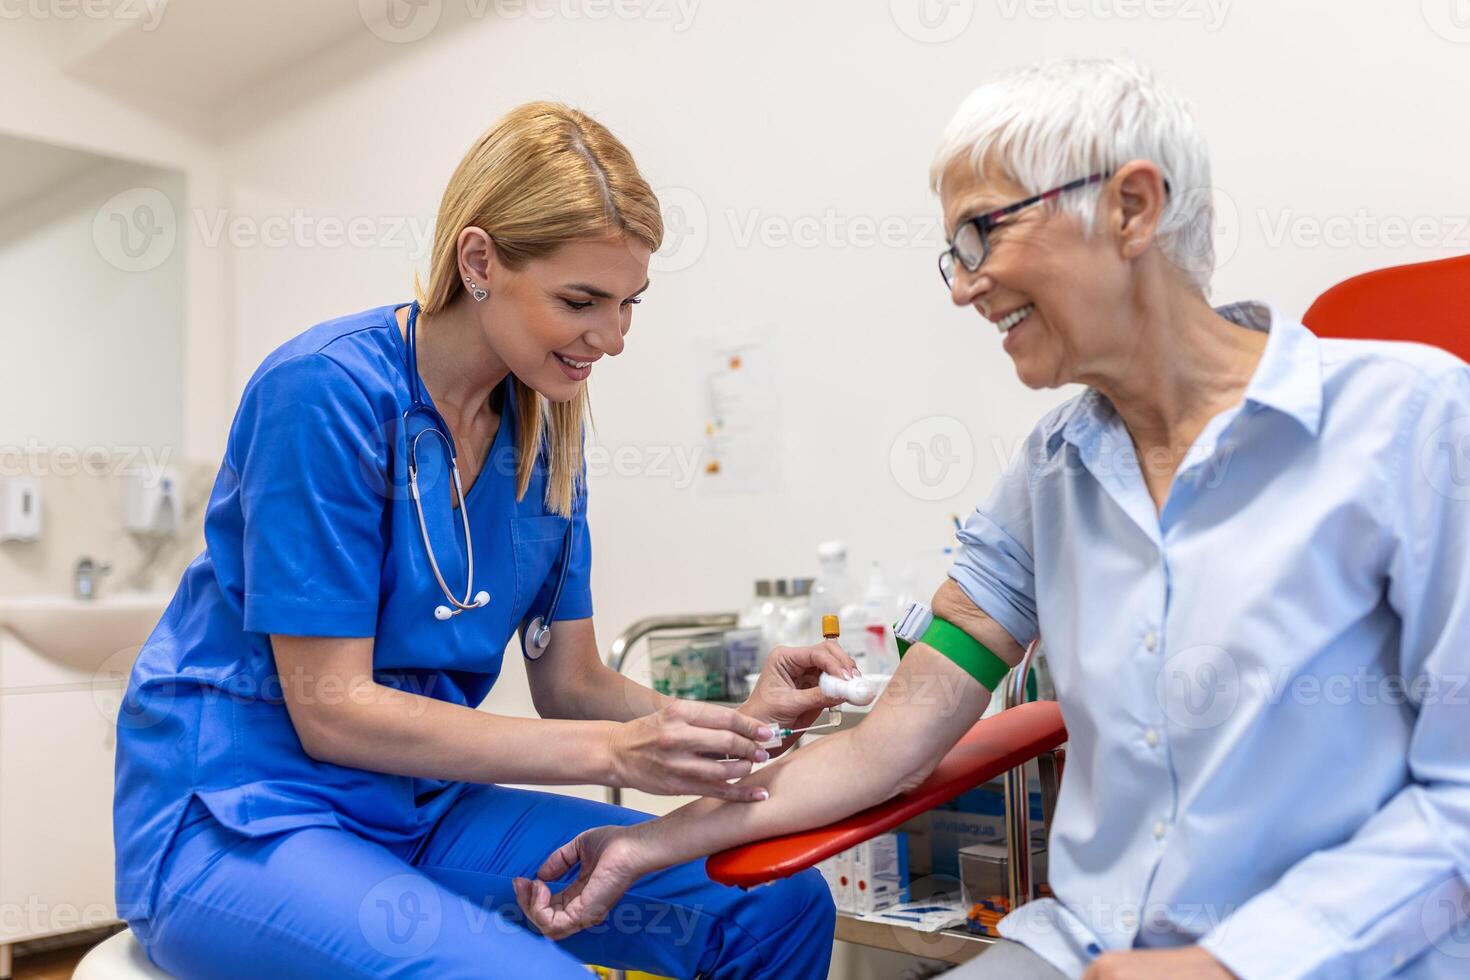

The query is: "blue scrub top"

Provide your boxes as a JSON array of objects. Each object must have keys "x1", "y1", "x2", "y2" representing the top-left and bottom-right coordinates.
[{"x1": 113, "y1": 302, "x2": 593, "y2": 924}]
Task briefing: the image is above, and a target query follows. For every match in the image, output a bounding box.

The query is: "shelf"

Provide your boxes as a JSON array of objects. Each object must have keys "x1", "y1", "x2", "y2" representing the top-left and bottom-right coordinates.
[{"x1": 834, "y1": 912, "x2": 994, "y2": 965}]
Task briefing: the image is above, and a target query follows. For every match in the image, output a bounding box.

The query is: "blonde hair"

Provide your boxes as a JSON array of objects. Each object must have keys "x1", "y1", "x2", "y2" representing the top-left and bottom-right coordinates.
[{"x1": 415, "y1": 102, "x2": 663, "y2": 516}]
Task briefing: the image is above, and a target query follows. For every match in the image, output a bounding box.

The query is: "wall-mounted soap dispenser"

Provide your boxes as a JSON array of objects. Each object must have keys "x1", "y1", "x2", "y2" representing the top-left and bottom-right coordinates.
[
  {"x1": 0, "y1": 476, "x2": 42, "y2": 542},
  {"x1": 123, "y1": 467, "x2": 181, "y2": 537}
]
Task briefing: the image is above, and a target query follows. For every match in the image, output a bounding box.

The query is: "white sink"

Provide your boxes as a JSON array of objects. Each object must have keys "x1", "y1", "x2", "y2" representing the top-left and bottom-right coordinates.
[{"x1": 0, "y1": 593, "x2": 171, "y2": 673}]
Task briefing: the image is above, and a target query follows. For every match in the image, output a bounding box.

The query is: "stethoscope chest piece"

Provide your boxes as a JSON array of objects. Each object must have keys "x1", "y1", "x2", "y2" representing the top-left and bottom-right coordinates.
[{"x1": 524, "y1": 616, "x2": 552, "y2": 658}]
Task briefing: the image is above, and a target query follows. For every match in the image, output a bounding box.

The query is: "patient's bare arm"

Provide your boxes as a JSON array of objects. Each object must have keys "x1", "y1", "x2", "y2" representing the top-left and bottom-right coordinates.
[{"x1": 516, "y1": 581, "x2": 1025, "y2": 938}]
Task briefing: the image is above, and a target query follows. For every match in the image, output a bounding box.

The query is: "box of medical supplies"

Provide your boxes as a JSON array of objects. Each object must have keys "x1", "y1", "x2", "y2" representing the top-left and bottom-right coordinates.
[
  {"x1": 849, "y1": 833, "x2": 911, "y2": 915},
  {"x1": 832, "y1": 849, "x2": 856, "y2": 913},
  {"x1": 927, "y1": 775, "x2": 1047, "y2": 879},
  {"x1": 923, "y1": 810, "x2": 1004, "y2": 879},
  {"x1": 648, "y1": 633, "x2": 726, "y2": 700},
  {"x1": 896, "y1": 815, "x2": 933, "y2": 878},
  {"x1": 721, "y1": 628, "x2": 761, "y2": 700},
  {"x1": 958, "y1": 841, "x2": 1047, "y2": 906},
  {"x1": 942, "y1": 777, "x2": 1045, "y2": 823},
  {"x1": 814, "y1": 855, "x2": 843, "y2": 906}
]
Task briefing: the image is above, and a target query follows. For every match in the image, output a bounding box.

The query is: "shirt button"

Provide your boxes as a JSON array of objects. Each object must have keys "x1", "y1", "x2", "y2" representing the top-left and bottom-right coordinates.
[
  {"x1": 1144, "y1": 728, "x2": 1160, "y2": 747},
  {"x1": 1393, "y1": 952, "x2": 1406, "y2": 967},
  {"x1": 1143, "y1": 631, "x2": 1158, "y2": 651},
  {"x1": 1120, "y1": 909, "x2": 1138, "y2": 929},
  {"x1": 1153, "y1": 820, "x2": 1167, "y2": 840}
]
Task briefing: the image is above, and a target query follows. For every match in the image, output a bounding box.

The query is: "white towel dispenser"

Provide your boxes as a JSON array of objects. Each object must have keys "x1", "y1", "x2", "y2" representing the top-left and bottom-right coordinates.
[
  {"x1": 0, "y1": 476, "x2": 42, "y2": 542},
  {"x1": 123, "y1": 467, "x2": 180, "y2": 537}
]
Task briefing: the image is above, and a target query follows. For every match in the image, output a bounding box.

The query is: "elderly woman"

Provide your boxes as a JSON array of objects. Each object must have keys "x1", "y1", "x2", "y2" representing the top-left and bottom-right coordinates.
[{"x1": 516, "y1": 60, "x2": 1470, "y2": 979}]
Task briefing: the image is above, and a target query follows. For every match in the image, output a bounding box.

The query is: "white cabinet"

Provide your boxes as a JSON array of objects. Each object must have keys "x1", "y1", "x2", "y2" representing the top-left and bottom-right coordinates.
[
  {"x1": 0, "y1": 683, "x2": 122, "y2": 943},
  {"x1": 0, "y1": 596, "x2": 163, "y2": 965}
]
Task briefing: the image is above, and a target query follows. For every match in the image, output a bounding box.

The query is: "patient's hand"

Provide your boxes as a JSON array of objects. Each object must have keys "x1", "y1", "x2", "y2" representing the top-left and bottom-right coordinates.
[
  {"x1": 513, "y1": 824, "x2": 652, "y2": 939},
  {"x1": 1081, "y1": 946, "x2": 1238, "y2": 979}
]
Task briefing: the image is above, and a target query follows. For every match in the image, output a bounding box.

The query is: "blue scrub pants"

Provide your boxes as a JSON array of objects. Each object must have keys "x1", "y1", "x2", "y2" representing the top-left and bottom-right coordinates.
[{"x1": 131, "y1": 784, "x2": 834, "y2": 979}]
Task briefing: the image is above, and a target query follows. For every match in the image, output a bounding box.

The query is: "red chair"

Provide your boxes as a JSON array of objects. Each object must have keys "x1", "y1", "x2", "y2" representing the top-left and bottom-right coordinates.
[
  {"x1": 1302, "y1": 254, "x2": 1470, "y2": 361},
  {"x1": 706, "y1": 256, "x2": 1470, "y2": 944}
]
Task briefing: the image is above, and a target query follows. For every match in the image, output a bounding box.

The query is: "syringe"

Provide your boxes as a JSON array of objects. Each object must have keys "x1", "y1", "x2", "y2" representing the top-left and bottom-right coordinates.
[{"x1": 755, "y1": 710, "x2": 842, "y2": 749}]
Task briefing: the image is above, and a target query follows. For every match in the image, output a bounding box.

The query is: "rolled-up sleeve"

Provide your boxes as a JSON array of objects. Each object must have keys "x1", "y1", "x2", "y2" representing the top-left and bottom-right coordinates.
[
  {"x1": 1199, "y1": 365, "x2": 1470, "y2": 978},
  {"x1": 948, "y1": 422, "x2": 1044, "y2": 649}
]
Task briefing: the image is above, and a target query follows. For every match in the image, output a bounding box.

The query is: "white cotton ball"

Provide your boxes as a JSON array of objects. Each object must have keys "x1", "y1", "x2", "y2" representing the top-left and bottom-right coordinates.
[{"x1": 820, "y1": 673, "x2": 878, "y2": 706}]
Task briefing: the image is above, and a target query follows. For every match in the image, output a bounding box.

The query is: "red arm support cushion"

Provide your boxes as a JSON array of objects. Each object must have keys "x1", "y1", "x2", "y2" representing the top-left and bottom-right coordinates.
[
  {"x1": 1302, "y1": 254, "x2": 1470, "y2": 362},
  {"x1": 706, "y1": 701, "x2": 1067, "y2": 888}
]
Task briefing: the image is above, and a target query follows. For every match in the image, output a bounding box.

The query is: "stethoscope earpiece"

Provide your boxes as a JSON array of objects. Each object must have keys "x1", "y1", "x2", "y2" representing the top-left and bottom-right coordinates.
[
  {"x1": 474, "y1": 591, "x2": 490, "y2": 607},
  {"x1": 434, "y1": 605, "x2": 453, "y2": 621}
]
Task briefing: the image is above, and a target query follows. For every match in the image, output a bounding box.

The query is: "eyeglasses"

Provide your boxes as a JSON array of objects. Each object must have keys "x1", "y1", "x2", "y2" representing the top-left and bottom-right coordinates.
[{"x1": 938, "y1": 172, "x2": 1110, "y2": 289}]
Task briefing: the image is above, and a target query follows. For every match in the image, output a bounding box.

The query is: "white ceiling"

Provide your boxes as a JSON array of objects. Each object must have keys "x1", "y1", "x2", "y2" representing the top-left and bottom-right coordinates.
[{"x1": 33, "y1": 0, "x2": 384, "y2": 133}]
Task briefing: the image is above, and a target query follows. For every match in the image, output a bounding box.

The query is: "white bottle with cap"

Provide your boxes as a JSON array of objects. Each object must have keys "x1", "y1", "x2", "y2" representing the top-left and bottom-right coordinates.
[
  {"x1": 811, "y1": 541, "x2": 857, "y2": 630},
  {"x1": 861, "y1": 562, "x2": 902, "y2": 674}
]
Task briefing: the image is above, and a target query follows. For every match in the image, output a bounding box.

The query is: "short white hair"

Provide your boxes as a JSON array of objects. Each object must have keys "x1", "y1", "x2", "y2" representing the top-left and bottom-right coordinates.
[{"x1": 931, "y1": 58, "x2": 1216, "y2": 295}]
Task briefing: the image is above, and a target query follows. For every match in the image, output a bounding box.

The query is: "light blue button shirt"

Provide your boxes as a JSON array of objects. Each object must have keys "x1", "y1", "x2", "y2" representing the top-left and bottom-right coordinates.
[{"x1": 949, "y1": 301, "x2": 1470, "y2": 979}]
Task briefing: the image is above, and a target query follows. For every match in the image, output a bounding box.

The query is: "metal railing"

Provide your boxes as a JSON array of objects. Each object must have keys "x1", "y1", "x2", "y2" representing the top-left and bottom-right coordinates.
[
  {"x1": 606, "y1": 613, "x2": 738, "y2": 807},
  {"x1": 1001, "y1": 639, "x2": 1062, "y2": 909}
]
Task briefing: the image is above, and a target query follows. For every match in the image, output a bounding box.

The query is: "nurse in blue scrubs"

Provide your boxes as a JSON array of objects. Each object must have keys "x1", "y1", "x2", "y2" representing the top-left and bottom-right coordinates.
[{"x1": 113, "y1": 102, "x2": 843, "y2": 978}]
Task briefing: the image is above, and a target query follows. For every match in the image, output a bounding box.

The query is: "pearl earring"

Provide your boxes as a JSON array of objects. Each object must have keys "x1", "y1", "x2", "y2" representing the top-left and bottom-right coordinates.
[{"x1": 464, "y1": 276, "x2": 487, "y2": 302}]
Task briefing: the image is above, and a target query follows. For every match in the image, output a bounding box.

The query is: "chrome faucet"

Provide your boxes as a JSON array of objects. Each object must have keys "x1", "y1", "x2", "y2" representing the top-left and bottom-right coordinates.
[{"x1": 75, "y1": 557, "x2": 112, "y2": 600}]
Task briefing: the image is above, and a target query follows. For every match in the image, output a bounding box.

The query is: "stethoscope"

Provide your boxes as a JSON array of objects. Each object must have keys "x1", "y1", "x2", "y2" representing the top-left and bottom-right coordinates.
[{"x1": 403, "y1": 301, "x2": 573, "y2": 657}]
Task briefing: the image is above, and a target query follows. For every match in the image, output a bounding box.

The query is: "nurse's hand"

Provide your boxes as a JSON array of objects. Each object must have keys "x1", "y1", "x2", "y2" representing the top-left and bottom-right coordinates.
[
  {"x1": 609, "y1": 701, "x2": 776, "y2": 802},
  {"x1": 513, "y1": 824, "x2": 649, "y2": 940},
  {"x1": 742, "y1": 641, "x2": 857, "y2": 741}
]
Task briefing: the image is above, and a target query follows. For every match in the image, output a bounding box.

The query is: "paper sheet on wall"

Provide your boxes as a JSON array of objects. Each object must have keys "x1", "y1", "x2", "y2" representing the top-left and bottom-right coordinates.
[{"x1": 697, "y1": 332, "x2": 782, "y2": 497}]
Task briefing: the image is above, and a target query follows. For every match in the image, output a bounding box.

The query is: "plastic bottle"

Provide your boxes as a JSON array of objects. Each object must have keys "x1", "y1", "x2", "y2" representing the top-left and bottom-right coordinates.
[
  {"x1": 738, "y1": 579, "x2": 782, "y2": 665},
  {"x1": 778, "y1": 577, "x2": 814, "y2": 648},
  {"x1": 755, "y1": 580, "x2": 788, "y2": 663},
  {"x1": 810, "y1": 541, "x2": 859, "y2": 638},
  {"x1": 861, "y1": 562, "x2": 901, "y2": 674},
  {"x1": 862, "y1": 562, "x2": 896, "y2": 625},
  {"x1": 738, "y1": 579, "x2": 776, "y2": 630}
]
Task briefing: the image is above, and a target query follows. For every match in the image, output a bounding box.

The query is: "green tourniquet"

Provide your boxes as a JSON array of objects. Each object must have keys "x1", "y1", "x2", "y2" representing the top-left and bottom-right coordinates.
[{"x1": 895, "y1": 615, "x2": 1010, "y2": 692}]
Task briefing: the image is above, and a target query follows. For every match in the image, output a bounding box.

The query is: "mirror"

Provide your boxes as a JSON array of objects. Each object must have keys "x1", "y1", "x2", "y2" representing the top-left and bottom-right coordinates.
[{"x1": 0, "y1": 132, "x2": 185, "y2": 460}]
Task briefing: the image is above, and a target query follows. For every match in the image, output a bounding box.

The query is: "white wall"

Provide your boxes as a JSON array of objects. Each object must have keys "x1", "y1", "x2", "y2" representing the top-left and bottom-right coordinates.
[
  {"x1": 0, "y1": 27, "x2": 230, "y2": 596},
  {"x1": 0, "y1": 160, "x2": 185, "y2": 453},
  {"x1": 211, "y1": 0, "x2": 1470, "y2": 723},
  {"x1": 0, "y1": 19, "x2": 234, "y2": 462}
]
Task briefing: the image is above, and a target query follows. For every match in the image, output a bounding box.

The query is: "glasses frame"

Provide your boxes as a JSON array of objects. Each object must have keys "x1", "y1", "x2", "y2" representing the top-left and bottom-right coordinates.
[{"x1": 939, "y1": 172, "x2": 1111, "y2": 289}]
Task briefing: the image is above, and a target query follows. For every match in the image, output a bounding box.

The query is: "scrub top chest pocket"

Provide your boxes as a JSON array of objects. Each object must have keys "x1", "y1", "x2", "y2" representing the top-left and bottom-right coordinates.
[{"x1": 511, "y1": 513, "x2": 573, "y2": 619}]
